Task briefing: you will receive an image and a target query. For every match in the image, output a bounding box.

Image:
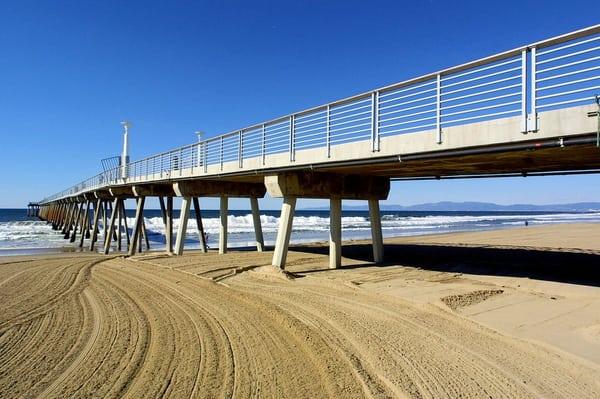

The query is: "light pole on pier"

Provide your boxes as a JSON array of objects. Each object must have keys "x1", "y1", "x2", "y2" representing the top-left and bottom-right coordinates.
[{"x1": 121, "y1": 121, "x2": 131, "y2": 180}]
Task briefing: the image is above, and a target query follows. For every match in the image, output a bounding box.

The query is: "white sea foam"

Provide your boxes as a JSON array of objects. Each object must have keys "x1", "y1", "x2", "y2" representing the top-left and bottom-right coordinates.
[{"x1": 2, "y1": 211, "x2": 600, "y2": 251}]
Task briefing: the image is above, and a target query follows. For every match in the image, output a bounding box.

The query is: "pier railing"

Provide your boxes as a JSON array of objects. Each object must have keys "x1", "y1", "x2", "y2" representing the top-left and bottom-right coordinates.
[{"x1": 39, "y1": 25, "x2": 600, "y2": 204}]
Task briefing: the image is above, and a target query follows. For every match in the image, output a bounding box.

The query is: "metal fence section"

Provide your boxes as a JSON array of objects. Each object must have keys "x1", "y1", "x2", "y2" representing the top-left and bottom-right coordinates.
[{"x1": 39, "y1": 25, "x2": 600, "y2": 204}]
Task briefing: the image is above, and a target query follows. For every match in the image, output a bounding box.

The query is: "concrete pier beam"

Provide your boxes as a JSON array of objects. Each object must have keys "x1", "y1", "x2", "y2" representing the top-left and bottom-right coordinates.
[
  {"x1": 329, "y1": 197, "x2": 342, "y2": 269},
  {"x1": 250, "y1": 197, "x2": 264, "y2": 252},
  {"x1": 173, "y1": 180, "x2": 266, "y2": 198},
  {"x1": 219, "y1": 196, "x2": 228, "y2": 254},
  {"x1": 369, "y1": 198, "x2": 384, "y2": 263},
  {"x1": 266, "y1": 172, "x2": 390, "y2": 269},
  {"x1": 175, "y1": 197, "x2": 191, "y2": 255},
  {"x1": 272, "y1": 196, "x2": 296, "y2": 268}
]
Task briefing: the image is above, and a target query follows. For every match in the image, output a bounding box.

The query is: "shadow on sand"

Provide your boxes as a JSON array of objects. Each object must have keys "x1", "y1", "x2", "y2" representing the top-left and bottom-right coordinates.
[{"x1": 287, "y1": 243, "x2": 600, "y2": 288}]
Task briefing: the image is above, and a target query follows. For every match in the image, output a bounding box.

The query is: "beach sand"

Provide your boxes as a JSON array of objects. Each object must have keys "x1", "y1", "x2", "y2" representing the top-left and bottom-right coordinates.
[{"x1": 1, "y1": 223, "x2": 600, "y2": 398}]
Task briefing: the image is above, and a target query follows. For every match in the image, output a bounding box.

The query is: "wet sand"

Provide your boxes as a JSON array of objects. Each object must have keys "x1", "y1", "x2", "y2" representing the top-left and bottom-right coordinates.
[{"x1": 1, "y1": 223, "x2": 599, "y2": 398}]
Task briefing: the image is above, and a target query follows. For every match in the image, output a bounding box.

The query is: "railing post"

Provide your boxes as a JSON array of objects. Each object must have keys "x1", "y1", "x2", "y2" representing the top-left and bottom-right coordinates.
[
  {"x1": 326, "y1": 105, "x2": 331, "y2": 158},
  {"x1": 529, "y1": 46, "x2": 538, "y2": 132},
  {"x1": 436, "y1": 74, "x2": 442, "y2": 144},
  {"x1": 261, "y1": 124, "x2": 266, "y2": 165},
  {"x1": 289, "y1": 115, "x2": 295, "y2": 162},
  {"x1": 203, "y1": 141, "x2": 208, "y2": 173},
  {"x1": 220, "y1": 136, "x2": 224, "y2": 170},
  {"x1": 521, "y1": 49, "x2": 528, "y2": 133},
  {"x1": 371, "y1": 92, "x2": 380, "y2": 152},
  {"x1": 238, "y1": 130, "x2": 243, "y2": 168}
]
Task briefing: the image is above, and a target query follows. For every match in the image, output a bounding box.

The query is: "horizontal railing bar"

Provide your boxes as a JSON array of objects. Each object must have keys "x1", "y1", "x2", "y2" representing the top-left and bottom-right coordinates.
[
  {"x1": 442, "y1": 75, "x2": 520, "y2": 96},
  {"x1": 538, "y1": 54, "x2": 600, "y2": 74},
  {"x1": 378, "y1": 94, "x2": 437, "y2": 111},
  {"x1": 329, "y1": 103, "x2": 371, "y2": 118},
  {"x1": 380, "y1": 122, "x2": 437, "y2": 135},
  {"x1": 329, "y1": 117, "x2": 371, "y2": 132},
  {"x1": 379, "y1": 114, "x2": 437, "y2": 129},
  {"x1": 441, "y1": 91, "x2": 520, "y2": 111},
  {"x1": 442, "y1": 109, "x2": 519, "y2": 124},
  {"x1": 537, "y1": 45, "x2": 600, "y2": 65},
  {"x1": 294, "y1": 125, "x2": 327, "y2": 137},
  {"x1": 378, "y1": 80, "x2": 436, "y2": 99},
  {"x1": 329, "y1": 122, "x2": 372, "y2": 134},
  {"x1": 536, "y1": 96, "x2": 595, "y2": 109},
  {"x1": 442, "y1": 66, "x2": 521, "y2": 88},
  {"x1": 442, "y1": 100, "x2": 520, "y2": 118},
  {"x1": 295, "y1": 111, "x2": 327, "y2": 123},
  {"x1": 378, "y1": 100, "x2": 436, "y2": 117},
  {"x1": 295, "y1": 135, "x2": 327, "y2": 145},
  {"x1": 441, "y1": 57, "x2": 521, "y2": 82},
  {"x1": 379, "y1": 107, "x2": 436, "y2": 123},
  {"x1": 378, "y1": 86, "x2": 436, "y2": 104},
  {"x1": 330, "y1": 129, "x2": 372, "y2": 140},
  {"x1": 537, "y1": 85, "x2": 600, "y2": 100},
  {"x1": 537, "y1": 65, "x2": 600, "y2": 82},
  {"x1": 537, "y1": 75, "x2": 600, "y2": 91},
  {"x1": 329, "y1": 109, "x2": 371, "y2": 123},
  {"x1": 537, "y1": 35, "x2": 600, "y2": 56}
]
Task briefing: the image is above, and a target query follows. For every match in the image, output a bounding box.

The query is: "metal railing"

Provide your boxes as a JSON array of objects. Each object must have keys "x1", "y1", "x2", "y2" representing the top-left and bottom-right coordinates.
[{"x1": 39, "y1": 25, "x2": 600, "y2": 204}]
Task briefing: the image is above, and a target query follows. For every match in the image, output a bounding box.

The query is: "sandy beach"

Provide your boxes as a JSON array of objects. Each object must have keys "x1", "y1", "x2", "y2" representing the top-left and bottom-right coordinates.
[{"x1": 1, "y1": 223, "x2": 600, "y2": 398}]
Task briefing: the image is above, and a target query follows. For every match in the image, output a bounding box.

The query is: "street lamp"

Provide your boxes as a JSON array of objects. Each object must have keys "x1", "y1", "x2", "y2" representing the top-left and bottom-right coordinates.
[{"x1": 121, "y1": 121, "x2": 131, "y2": 179}]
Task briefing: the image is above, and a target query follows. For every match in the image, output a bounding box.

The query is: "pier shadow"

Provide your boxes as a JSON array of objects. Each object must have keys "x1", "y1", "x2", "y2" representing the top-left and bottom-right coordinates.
[{"x1": 289, "y1": 243, "x2": 600, "y2": 288}]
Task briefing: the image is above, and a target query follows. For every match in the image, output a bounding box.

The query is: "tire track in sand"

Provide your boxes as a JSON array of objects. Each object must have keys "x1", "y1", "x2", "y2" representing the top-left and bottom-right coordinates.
[{"x1": 36, "y1": 288, "x2": 102, "y2": 398}]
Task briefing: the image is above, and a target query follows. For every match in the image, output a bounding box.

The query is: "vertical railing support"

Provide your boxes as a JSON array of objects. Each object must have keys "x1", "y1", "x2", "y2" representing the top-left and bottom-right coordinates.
[
  {"x1": 220, "y1": 136, "x2": 224, "y2": 171},
  {"x1": 529, "y1": 46, "x2": 538, "y2": 132},
  {"x1": 261, "y1": 124, "x2": 266, "y2": 165},
  {"x1": 238, "y1": 130, "x2": 243, "y2": 168},
  {"x1": 371, "y1": 92, "x2": 380, "y2": 152},
  {"x1": 289, "y1": 115, "x2": 295, "y2": 162},
  {"x1": 521, "y1": 49, "x2": 528, "y2": 133},
  {"x1": 203, "y1": 141, "x2": 208, "y2": 173},
  {"x1": 436, "y1": 74, "x2": 442, "y2": 144},
  {"x1": 326, "y1": 105, "x2": 331, "y2": 158}
]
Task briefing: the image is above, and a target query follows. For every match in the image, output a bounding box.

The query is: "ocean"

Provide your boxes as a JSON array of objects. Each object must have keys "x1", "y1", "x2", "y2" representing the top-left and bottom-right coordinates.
[{"x1": 2, "y1": 208, "x2": 600, "y2": 256}]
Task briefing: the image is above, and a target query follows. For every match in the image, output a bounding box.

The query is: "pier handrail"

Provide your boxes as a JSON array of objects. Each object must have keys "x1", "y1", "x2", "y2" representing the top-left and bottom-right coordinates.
[{"x1": 39, "y1": 24, "x2": 600, "y2": 204}]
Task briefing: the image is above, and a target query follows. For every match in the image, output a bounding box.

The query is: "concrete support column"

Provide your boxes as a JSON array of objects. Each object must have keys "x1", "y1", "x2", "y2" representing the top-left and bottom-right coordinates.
[
  {"x1": 192, "y1": 197, "x2": 207, "y2": 253},
  {"x1": 165, "y1": 197, "x2": 173, "y2": 254},
  {"x1": 104, "y1": 198, "x2": 119, "y2": 254},
  {"x1": 329, "y1": 197, "x2": 342, "y2": 269},
  {"x1": 175, "y1": 197, "x2": 191, "y2": 255},
  {"x1": 117, "y1": 200, "x2": 123, "y2": 251},
  {"x1": 219, "y1": 196, "x2": 228, "y2": 254},
  {"x1": 272, "y1": 196, "x2": 296, "y2": 269},
  {"x1": 89, "y1": 199, "x2": 102, "y2": 251},
  {"x1": 250, "y1": 197, "x2": 264, "y2": 252},
  {"x1": 128, "y1": 196, "x2": 146, "y2": 256},
  {"x1": 79, "y1": 201, "x2": 91, "y2": 248},
  {"x1": 369, "y1": 198, "x2": 384, "y2": 263}
]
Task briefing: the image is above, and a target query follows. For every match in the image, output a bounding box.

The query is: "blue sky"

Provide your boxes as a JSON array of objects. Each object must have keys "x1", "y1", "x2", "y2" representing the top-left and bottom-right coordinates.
[{"x1": 0, "y1": 0, "x2": 598, "y2": 209}]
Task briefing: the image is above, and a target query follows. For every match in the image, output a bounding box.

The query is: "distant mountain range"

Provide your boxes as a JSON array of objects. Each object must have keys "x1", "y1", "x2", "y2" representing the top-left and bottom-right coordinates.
[{"x1": 301, "y1": 201, "x2": 600, "y2": 212}]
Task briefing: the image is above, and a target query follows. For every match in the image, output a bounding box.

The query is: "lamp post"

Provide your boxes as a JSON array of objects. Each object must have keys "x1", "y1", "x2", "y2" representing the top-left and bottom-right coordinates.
[{"x1": 121, "y1": 121, "x2": 130, "y2": 180}]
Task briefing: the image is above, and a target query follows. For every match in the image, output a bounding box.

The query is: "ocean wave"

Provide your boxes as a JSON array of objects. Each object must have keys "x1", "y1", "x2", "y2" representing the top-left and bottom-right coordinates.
[{"x1": 2, "y1": 211, "x2": 600, "y2": 250}]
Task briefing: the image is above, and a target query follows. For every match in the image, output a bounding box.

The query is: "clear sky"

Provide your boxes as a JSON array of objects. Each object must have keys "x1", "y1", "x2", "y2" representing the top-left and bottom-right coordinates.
[{"x1": 0, "y1": 0, "x2": 598, "y2": 209}]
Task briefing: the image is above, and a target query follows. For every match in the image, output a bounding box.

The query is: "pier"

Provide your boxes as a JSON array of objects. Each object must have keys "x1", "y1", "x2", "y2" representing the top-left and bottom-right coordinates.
[{"x1": 34, "y1": 25, "x2": 600, "y2": 269}]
